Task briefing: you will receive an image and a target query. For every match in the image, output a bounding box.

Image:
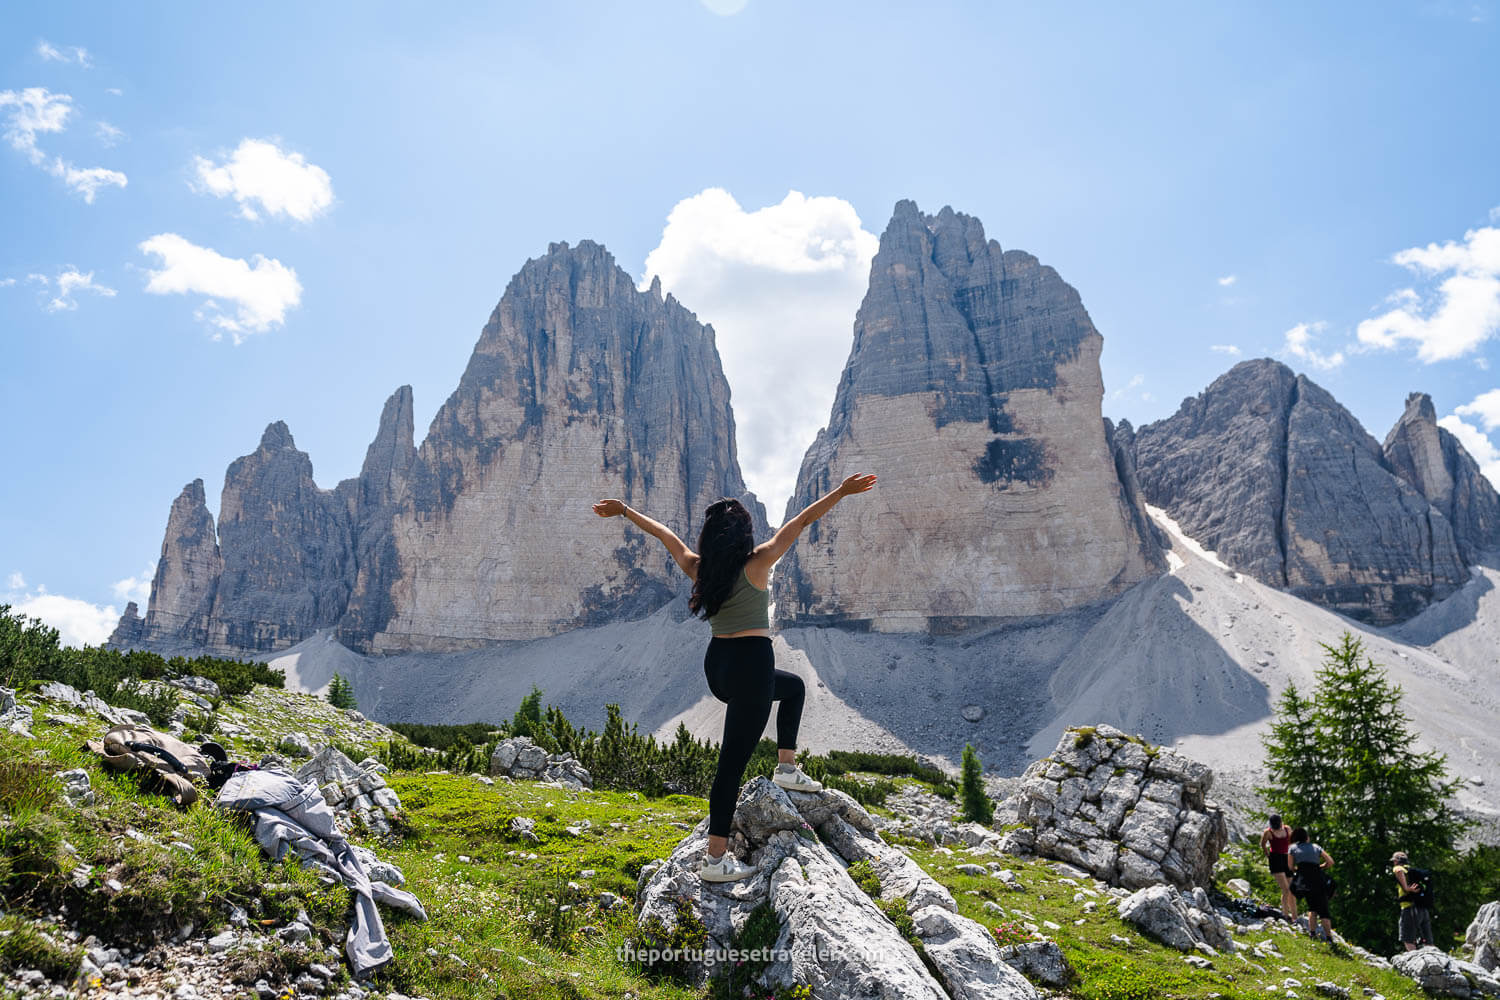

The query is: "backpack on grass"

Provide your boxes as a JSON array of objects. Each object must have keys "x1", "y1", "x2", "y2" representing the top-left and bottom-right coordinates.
[{"x1": 84, "y1": 724, "x2": 217, "y2": 807}]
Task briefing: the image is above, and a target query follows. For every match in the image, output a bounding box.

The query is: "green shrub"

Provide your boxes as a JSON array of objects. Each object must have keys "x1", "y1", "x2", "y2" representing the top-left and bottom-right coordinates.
[{"x1": 847, "y1": 859, "x2": 881, "y2": 898}]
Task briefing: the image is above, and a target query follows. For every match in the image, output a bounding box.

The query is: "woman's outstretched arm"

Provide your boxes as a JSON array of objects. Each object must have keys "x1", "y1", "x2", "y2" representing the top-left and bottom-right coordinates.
[
  {"x1": 592, "y1": 499, "x2": 699, "y2": 579},
  {"x1": 749, "y1": 473, "x2": 876, "y2": 576}
]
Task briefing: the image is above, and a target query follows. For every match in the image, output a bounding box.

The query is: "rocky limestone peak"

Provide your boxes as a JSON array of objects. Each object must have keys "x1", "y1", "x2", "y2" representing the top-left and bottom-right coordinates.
[
  {"x1": 1132, "y1": 360, "x2": 1468, "y2": 624},
  {"x1": 369, "y1": 237, "x2": 767, "y2": 649},
  {"x1": 1383, "y1": 389, "x2": 1500, "y2": 563},
  {"x1": 774, "y1": 199, "x2": 1163, "y2": 632},
  {"x1": 258, "y1": 420, "x2": 296, "y2": 452},
  {"x1": 208, "y1": 425, "x2": 354, "y2": 652}
]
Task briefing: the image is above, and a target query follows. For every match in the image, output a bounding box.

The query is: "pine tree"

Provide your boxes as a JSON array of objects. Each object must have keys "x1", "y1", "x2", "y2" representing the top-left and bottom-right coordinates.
[
  {"x1": 1260, "y1": 681, "x2": 1328, "y2": 832},
  {"x1": 961, "y1": 743, "x2": 993, "y2": 825},
  {"x1": 1260, "y1": 632, "x2": 1467, "y2": 950},
  {"x1": 325, "y1": 673, "x2": 357, "y2": 710},
  {"x1": 510, "y1": 685, "x2": 543, "y2": 739}
]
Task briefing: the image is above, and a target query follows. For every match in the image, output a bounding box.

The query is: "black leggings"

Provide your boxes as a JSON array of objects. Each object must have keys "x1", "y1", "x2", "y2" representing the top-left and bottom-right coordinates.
[{"x1": 703, "y1": 636, "x2": 805, "y2": 838}]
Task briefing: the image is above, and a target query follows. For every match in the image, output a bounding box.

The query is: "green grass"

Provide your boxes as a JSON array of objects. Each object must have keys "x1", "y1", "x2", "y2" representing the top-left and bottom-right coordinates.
[
  {"x1": 0, "y1": 680, "x2": 1460, "y2": 1000},
  {"x1": 903, "y1": 847, "x2": 1432, "y2": 1000}
]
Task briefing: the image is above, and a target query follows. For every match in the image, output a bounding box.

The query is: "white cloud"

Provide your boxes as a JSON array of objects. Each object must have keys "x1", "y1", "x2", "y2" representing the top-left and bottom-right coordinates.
[
  {"x1": 1, "y1": 578, "x2": 118, "y2": 648},
  {"x1": 1282, "y1": 321, "x2": 1345, "y2": 370},
  {"x1": 0, "y1": 87, "x2": 126, "y2": 201},
  {"x1": 0, "y1": 87, "x2": 71, "y2": 165},
  {"x1": 1356, "y1": 221, "x2": 1500, "y2": 362},
  {"x1": 139, "y1": 233, "x2": 302, "y2": 341},
  {"x1": 642, "y1": 188, "x2": 878, "y2": 518},
  {"x1": 37, "y1": 41, "x2": 91, "y2": 68},
  {"x1": 105, "y1": 87, "x2": 122, "y2": 97},
  {"x1": 48, "y1": 159, "x2": 126, "y2": 202},
  {"x1": 0, "y1": 277, "x2": 15, "y2": 288},
  {"x1": 95, "y1": 121, "x2": 124, "y2": 146},
  {"x1": 1217, "y1": 275, "x2": 1237, "y2": 286},
  {"x1": 1210, "y1": 344, "x2": 1241, "y2": 356},
  {"x1": 1110, "y1": 373, "x2": 1145, "y2": 401},
  {"x1": 40, "y1": 267, "x2": 116, "y2": 312},
  {"x1": 700, "y1": 0, "x2": 750, "y2": 13},
  {"x1": 194, "y1": 139, "x2": 334, "y2": 222},
  {"x1": 111, "y1": 562, "x2": 155, "y2": 606},
  {"x1": 1439, "y1": 414, "x2": 1500, "y2": 490},
  {"x1": 6, "y1": 572, "x2": 24, "y2": 590},
  {"x1": 1454, "y1": 388, "x2": 1500, "y2": 431}
]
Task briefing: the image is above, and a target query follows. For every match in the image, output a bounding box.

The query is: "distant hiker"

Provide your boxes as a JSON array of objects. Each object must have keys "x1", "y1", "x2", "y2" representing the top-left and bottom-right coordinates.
[
  {"x1": 1261, "y1": 813, "x2": 1297, "y2": 920},
  {"x1": 593, "y1": 472, "x2": 877, "y2": 883},
  {"x1": 1289, "y1": 826, "x2": 1335, "y2": 942},
  {"x1": 1391, "y1": 851, "x2": 1434, "y2": 950}
]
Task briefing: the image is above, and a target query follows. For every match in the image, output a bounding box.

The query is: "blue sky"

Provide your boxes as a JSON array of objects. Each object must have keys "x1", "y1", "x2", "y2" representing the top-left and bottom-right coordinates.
[{"x1": 3, "y1": 1, "x2": 1498, "y2": 645}]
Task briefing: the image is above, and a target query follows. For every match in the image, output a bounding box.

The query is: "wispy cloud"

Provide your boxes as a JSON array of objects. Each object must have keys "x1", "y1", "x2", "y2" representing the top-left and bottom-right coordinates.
[
  {"x1": 28, "y1": 267, "x2": 117, "y2": 312},
  {"x1": 1109, "y1": 373, "x2": 1146, "y2": 401},
  {"x1": 642, "y1": 188, "x2": 877, "y2": 517},
  {"x1": 111, "y1": 563, "x2": 155, "y2": 606},
  {"x1": 1282, "y1": 321, "x2": 1346, "y2": 370},
  {"x1": 0, "y1": 87, "x2": 126, "y2": 202},
  {"x1": 193, "y1": 138, "x2": 334, "y2": 222},
  {"x1": 1356, "y1": 217, "x2": 1500, "y2": 363},
  {"x1": 0, "y1": 277, "x2": 15, "y2": 288},
  {"x1": 1217, "y1": 275, "x2": 1237, "y2": 287},
  {"x1": 95, "y1": 121, "x2": 124, "y2": 146},
  {"x1": 0, "y1": 87, "x2": 70, "y2": 165},
  {"x1": 1210, "y1": 344, "x2": 1241, "y2": 356},
  {"x1": 139, "y1": 233, "x2": 302, "y2": 341},
  {"x1": 6, "y1": 571, "x2": 23, "y2": 590},
  {"x1": 37, "y1": 41, "x2": 91, "y2": 68}
]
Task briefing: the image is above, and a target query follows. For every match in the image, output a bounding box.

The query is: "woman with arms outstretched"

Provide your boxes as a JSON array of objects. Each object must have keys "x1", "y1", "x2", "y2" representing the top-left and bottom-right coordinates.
[{"x1": 592, "y1": 472, "x2": 877, "y2": 882}]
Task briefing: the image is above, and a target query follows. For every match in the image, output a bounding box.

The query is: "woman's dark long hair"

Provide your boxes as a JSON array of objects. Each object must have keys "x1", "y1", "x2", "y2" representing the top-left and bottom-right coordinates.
[{"x1": 690, "y1": 497, "x2": 755, "y2": 619}]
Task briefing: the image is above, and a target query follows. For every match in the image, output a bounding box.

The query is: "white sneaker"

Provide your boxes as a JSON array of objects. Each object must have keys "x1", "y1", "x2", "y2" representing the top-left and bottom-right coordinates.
[
  {"x1": 697, "y1": 852, "x2": 756, "y2": 883},
  {"x1": 772, "y1": 764, "x2": 823, "y2": 792}
]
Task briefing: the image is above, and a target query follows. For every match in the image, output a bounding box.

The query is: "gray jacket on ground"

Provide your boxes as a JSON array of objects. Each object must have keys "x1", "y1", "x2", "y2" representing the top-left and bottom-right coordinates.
[{"x1": 215, "y1": 767, "x2": 426, "y2": 977}]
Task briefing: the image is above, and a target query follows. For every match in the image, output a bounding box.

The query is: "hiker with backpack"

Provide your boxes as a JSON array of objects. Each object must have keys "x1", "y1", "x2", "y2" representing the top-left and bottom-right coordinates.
[
  {"x1": 1289, "y1": 827, "x2": 1336, "y2": 942},
  {"x1": 1391, "y1": 851, "x2": 1434, "y2": 950}
]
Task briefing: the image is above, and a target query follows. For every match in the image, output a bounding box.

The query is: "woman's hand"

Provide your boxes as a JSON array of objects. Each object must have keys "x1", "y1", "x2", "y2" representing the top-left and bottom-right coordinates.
[
  {"x1": 837, "y1": 473, "x2": 877, "y2": 496},
  {"x1": 592, "y1": 499, "x2": 627, "y2": 517}
]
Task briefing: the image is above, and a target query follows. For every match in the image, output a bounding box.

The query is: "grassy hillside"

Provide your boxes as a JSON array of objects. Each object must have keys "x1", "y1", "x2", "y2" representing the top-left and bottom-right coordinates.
[{"x1": 0, "y1": 666, "x2": 1462, "y2": 1000}]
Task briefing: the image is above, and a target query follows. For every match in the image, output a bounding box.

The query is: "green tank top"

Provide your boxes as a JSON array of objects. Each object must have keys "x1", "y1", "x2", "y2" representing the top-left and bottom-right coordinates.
[{"x1": 708, "y1": 567, "x2": 771, "y2": 635}]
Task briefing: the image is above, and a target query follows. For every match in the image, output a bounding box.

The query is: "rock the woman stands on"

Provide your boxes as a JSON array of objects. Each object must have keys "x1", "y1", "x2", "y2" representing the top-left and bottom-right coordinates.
[{"x1": 593, "y1": 471, "x2": 877, "y2": 882}]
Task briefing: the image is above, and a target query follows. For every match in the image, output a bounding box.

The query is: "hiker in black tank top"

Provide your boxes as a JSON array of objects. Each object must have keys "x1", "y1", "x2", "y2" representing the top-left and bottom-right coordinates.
[{"x1": 593, "y1": 472, "x2": 877, "y2": 882}]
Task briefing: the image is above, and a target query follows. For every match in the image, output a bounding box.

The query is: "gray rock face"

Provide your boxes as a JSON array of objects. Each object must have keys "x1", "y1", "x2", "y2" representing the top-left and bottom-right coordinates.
[
  {"x1": 116, "y1": 241, "x2": 766, "y2": 654},
  {"x1": 208, "y1": 423, "x2": 355, "y2": 651},
  {"x1": 1384, "y1": 392, "x2": 1500, "y2": 564},
  {"x1": 636, "y1": 777, "x2": 1037, "y2": 1000},
  {"x1": 1393, "y1": 945, "x2": 1500, "y2": 997},
  {"x1": 997, "y1": 725, "x2": 1228, "y2": 890},
  {"x1": 1131, "y1": 359, "x2": 1469, "y2": 625},
  {"x1": 109, "y1": 480, "x2": 224, "y2": 649},
  {"x1": 1116, "y1": 885, "x2": 1232, "y2": 954},
  {"x1": 1469, "y1": 900, "x2": 1500, "y2": 972},
  {"x1": 774, "y1": 201, "x2": 1164, "y2": 632}
]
